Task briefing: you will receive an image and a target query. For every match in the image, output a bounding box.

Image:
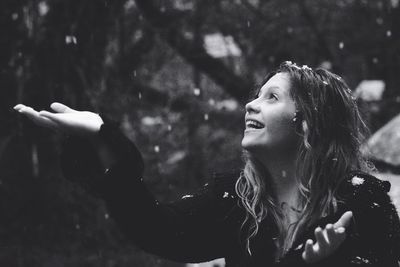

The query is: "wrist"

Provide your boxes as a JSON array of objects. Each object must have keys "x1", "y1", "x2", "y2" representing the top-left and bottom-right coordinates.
[{"x1": 88, "y1": 124, "x2": 117, "y2": 170}]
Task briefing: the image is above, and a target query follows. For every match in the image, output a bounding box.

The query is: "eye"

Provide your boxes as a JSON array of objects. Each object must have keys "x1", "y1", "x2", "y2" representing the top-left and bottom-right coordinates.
[{"x1": 268, "y1": 93, "x2": 278, "y2": 101}]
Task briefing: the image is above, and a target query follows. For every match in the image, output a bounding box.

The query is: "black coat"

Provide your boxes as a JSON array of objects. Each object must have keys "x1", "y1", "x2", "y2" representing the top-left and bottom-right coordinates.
[{"x1": 61, "y1": 115, "x2": 400, "y2": 267}]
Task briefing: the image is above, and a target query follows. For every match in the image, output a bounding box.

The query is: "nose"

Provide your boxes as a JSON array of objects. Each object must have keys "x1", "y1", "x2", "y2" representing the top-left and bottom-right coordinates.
[{"x1": 245, "y1": 99, "x2": 260, "y2": 114}]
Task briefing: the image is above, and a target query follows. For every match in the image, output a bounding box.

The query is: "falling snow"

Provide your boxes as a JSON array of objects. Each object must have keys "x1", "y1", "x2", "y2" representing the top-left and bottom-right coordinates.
[
  {"x1": 141, "y1": 116, "x2": 163, "y2": 126},
  {"x1": 339, "y1": 42, "x2": 344, "y2": 49},
  {"x1": 65, "y1": 35, "x2": 77, "y2": 44},
  {"x1": 386, "y1": 30, "x2": 392, "y2": 37},
  {"x1": 154, "y1": 145, "x2": 160, "y2": 153},
  {"x1": 193, "y1": 88, "x2": 201, "y2": 96},
  {"x1": 38, "y1": 1, "x2": 49, "y2": 16},
  {"x1": 204, "y1": 113, "x2": 209, "y2": 121}
]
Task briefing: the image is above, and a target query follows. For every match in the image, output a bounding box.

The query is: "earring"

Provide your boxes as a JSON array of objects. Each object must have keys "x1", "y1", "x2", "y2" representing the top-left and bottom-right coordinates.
[{"x1": 292, "y1": 110, "x2": 300, "y2": 123}]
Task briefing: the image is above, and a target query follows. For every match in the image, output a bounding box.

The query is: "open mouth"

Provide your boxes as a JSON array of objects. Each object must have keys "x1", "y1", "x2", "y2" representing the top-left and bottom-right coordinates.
[{"x1": 246, "y1": 120, "x2": 265, "y2": 129}]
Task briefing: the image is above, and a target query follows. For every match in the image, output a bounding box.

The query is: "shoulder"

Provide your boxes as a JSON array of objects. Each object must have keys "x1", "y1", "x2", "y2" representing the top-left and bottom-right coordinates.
[
  {"x1": 172, "y1": 169, "x2": 244, "y2": 224},
  {"x1": 338, "y1": 170, "x2": 400, "y2": 259},
  {"x1": 337, "y1": 170, "x2": 397, "y2": 223},
  {"x1": 338, "y1": 170, "x2": 392, "y2": 204},
  {"x1": 175, "y1": 169, "x2": 241, "y2": 206},
  {"x1": 211, "y1": 169, "x2": 242, "y2": 200}
]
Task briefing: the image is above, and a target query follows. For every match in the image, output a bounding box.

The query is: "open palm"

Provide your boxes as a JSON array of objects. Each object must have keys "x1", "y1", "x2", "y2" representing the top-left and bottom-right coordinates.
[
  {"x1": 13, "y1": 102, "x2": 103, "y2": 136},
  {"x1": 302, "y1": 211, "x2": 353, "y2": 263}
]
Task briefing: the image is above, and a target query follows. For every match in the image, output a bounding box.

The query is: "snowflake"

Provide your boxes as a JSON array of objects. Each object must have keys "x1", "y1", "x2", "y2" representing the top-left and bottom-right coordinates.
[
  {"x1": 193, "y1": 88, "x2": 201, "y2": 96},
  {"x1": 351, "y1": 176, "x2": 365, "y2": 186},
  {"x1": 182, "y1": 194, "x2": 194, "y2": 199}
]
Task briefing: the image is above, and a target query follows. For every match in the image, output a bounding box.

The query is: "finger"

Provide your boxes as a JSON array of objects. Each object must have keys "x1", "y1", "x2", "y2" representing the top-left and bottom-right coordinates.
[
  {"x1": 334, "y1": 211, "x2": 353, "y2": 229},
  {"x1": 327, "y1": 228, "x2": 346, "y2": 251},
  {"x1": 39, "y1": 110, "x2": 64, "y2": 123},
  {"x1": 326, "y1": 223, "x2": 343, "y2": 246},
  {"x1": 335, "y1": 226, "x2": 345, "y2": 234},
  {"x1": 14, "y1": 104, "x2": 26, "y2": 111},
  {"x1": 325, "y1": 223, "x2": 335, "y2": 241},
  {"x1": 39, "y1": 110, "x2": 69, "y2": 130},
  {"x1": 33, "y1": 115, "x2": 59, "y2": 130},
  {"x1": 17, "y1": 106, "x2": 59, "y2": 130},
  {"x1": 50, "y1": 102, "x2": 78, "y2": 113},
  {"x1": 302, "y1": 239, "x2": 315, "y2": 262},
  {"x1": 18, "y1": 106, "x2": 39, "y2": 118},
  {"x1": 333, "y1": 227, "x2": 347, "y2": 243},
  {"x1": 315, "y1": 227, "x2": 329, "y2": 250}
]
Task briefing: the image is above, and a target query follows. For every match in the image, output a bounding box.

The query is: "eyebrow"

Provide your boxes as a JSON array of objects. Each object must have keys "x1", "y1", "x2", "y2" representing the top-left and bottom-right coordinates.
[{"x1": 257, "y1": 86, "x2": 281, "y2": 96}]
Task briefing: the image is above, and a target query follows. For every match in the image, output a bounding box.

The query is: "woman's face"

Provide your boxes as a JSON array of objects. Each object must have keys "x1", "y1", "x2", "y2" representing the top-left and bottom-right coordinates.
[{"x1": 241, "y1": 72, "x2": 299, "y2": 156}]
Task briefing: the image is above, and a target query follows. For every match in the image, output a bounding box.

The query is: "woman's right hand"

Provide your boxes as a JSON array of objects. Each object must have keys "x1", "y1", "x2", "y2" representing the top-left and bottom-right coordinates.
[{"x1": 13, "y1": 102, "x2": 104, "y2": 136}]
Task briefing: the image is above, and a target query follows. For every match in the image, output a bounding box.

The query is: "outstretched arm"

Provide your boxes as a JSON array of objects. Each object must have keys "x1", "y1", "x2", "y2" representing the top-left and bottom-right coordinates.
[
  {"x1": 14, "y1": 102, "x2": 236, "y2": 263},
  {"x1": 14, "y1": 103, "x2": 117, "y2": 170}
]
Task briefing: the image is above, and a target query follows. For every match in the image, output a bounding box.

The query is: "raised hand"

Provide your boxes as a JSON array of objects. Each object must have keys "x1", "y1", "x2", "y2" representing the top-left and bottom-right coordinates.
[
  {"x1": 302, "y1": 211, "x2": 353, "y2": 264},
  {"x1": 13, "y1": 102, "x2": 104, "y2": 136}
]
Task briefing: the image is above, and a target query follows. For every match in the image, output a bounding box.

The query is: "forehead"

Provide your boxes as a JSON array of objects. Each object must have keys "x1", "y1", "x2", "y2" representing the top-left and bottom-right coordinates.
[{"x1": 259, "y1": 72, "x2": 291, "y2": 96}]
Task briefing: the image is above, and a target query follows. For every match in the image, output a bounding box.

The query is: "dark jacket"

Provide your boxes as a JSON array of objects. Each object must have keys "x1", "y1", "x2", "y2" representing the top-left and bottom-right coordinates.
[{"x1": 60, "y1": 115, "x2": 400, "y2": 267}]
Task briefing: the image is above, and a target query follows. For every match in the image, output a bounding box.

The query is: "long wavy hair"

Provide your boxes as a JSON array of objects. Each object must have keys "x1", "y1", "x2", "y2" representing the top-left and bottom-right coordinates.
[{"x1": 235, "y1": 61, "x2": 376, "y2": 259}]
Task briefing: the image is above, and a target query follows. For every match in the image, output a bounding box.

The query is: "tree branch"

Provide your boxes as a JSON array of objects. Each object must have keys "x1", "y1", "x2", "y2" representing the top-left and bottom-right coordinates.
[
  {"x1": 296, "y1": 0, "x2": 335, "y2": 62},
  {"x1": 134, "y1": 0, "x2": 253, "y2": 104}
]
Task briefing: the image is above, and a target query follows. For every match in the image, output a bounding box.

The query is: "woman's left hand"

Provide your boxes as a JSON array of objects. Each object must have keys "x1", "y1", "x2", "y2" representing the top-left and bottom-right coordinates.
[{"x1": 302, "y1": 211, "x2": 353, "y2": 264}]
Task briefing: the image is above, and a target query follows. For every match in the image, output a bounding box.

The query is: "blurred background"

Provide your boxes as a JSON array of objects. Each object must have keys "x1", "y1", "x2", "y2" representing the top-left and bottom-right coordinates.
[{"x1": 1, "y1": 0, "x2": 400, "y2": 266}]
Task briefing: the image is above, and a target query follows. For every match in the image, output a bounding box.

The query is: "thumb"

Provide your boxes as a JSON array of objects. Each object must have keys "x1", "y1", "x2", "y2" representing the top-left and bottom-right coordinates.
[
  {"x1": 334, "y1": 211, "x2": 353, "y2": 229},
  {"x1": 50, "y1": 102, "x2": 78, "y2": 113}
]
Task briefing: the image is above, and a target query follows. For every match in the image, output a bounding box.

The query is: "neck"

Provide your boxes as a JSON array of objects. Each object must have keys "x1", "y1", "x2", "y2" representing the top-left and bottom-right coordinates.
[{"x1": 257, "y1": 152, "x2": 300, "y2": 208}]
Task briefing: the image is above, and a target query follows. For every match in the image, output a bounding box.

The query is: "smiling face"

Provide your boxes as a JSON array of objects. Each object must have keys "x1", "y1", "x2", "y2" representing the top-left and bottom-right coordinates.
[{"x1": 241, "y1": 72, "x2": 300, "y2": 157}]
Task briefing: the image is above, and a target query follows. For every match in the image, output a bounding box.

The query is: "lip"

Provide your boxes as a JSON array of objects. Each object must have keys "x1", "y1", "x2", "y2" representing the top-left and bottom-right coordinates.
[
  {"x1": 244, "y1": 128, "x2": 261, "y2": 132},
  {"x1": 245, "y1": 117, "x2": 265, "y2": 129}
]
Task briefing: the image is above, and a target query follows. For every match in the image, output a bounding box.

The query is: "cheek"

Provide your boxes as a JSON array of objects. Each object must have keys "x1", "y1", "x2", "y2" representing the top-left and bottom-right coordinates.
[{"x1": 265, "y1": 112, "x2": 298, "y2": 143}]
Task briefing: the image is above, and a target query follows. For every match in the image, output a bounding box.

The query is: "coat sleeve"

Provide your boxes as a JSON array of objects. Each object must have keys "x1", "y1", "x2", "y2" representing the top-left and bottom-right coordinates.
[
  {"x1": 60, "y1": 114, "x2": 240, "y2": 263},
  {"x1": 276, "y1": 173, "x2": 400, "y2": 267}
]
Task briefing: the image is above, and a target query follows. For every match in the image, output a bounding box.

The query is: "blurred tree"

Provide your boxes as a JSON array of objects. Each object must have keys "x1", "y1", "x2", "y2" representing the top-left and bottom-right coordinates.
[{"x1": 1, "y1": 0, "x2": 399, "y2": 266}]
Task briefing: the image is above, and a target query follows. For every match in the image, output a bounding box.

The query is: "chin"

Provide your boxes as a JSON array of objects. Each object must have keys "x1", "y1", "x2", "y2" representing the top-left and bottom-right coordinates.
[{"x1": 241, "y1": 139, "x2": 261, "y2": 153}]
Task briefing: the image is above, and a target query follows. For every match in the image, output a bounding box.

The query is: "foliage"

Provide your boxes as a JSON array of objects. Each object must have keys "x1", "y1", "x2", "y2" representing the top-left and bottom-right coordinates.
[{"x1": 1, "y1": 0, "x2": 399, "y2": 265}]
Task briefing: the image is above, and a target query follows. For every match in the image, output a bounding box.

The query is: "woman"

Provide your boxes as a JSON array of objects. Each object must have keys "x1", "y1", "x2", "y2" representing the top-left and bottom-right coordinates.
[{"x1": 14, "y1": 61, "x2": 400, "y2": 266}]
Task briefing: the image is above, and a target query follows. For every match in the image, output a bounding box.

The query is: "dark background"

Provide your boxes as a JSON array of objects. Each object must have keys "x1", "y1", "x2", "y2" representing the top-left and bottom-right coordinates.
[{"x1": 1, "y1": 0, "x2": 399, "y2": 266}]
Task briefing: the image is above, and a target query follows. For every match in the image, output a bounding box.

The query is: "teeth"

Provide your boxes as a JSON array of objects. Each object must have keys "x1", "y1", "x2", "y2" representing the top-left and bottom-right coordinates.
[{"x1": 246, "y1": 120, "x2": 264, "y2": 128}]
